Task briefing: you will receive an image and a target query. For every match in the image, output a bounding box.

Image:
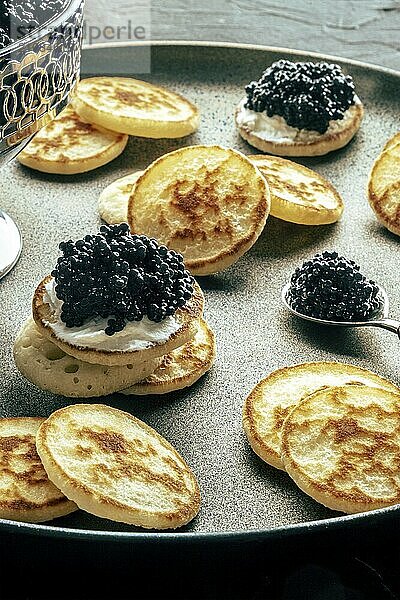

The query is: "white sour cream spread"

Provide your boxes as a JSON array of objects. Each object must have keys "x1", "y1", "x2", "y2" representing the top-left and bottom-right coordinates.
[
  {"x1": 43, "y1": 278, "x2": 181, "y2": 352},
  {"x1": 236, "y1": 96, "x2": 361, "y2": 144}
]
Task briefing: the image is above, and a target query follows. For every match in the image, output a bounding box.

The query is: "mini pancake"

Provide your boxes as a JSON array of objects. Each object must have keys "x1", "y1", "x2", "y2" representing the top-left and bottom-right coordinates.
[
  {"x1": 0, "y1": 417, "x2": 77, "y2": 522},
  {"x1": 121, "y1": 317, "x2": 215, "y2": 395},
  {"x1": 235, "y1": 96, "x2": 364, "y2": 157},
  {"x1": 281, "y1": 384, "x2": 400, "y2": 514},
  {"x1": 32, "y1": 275, "x2": 204, "y2": 367},
  {"x1": 13, "y1": 317, "x2": 161, "y2": 398},
  {"x1": 17, "y1": 105, "x2": 128, "y2": 174},
  {"x1": 127, "y1": 145, "x2": 270, "y2": 275},
  {"x1": 368, "y1": 143, "x2": 400, "y2": 201},
  {"x1": 36, "y1": 404, "x2": 201, "y2": 529},
  {"x1": 249, "y1": 154, "x2": 343, "y2": 225},
  {"x1": 98, "y1": 171, "x2": 144, "y2": 225},
  {"x1": 243, "y1": 361, "x2": 400, "y2": 470},
  {"x1": 72, "y1": 76, "x2": 199, "y2": 139},
  {"x1": 383, "y1": 132, "x2": 400, "y2": 152},
  {"x1": 371, "y1": 181, "x2": 400, "y2": 236},
  {"x1": 368, "y1": 142, "x2": 400, "y2": 236}
]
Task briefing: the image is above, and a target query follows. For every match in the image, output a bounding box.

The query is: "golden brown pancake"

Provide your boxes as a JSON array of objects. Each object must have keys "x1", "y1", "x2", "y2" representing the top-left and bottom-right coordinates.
[
  {"x1": 32, "y1": 275, "x2": 204, "y2": 367},
  {"x1": 367, "y1": 141, "x2": 400, "y2": 236},
  {"x1": 121, "y1": 317, "x2": 216, "y2": 395},
  {"x1": 0, "y1": 417, "x2": 77, "y2": 522},
  {"x1": 281, "y1": 384, "x2": 400, "y2": 513},
  {"x1": 98, "y1": 171, "x2": 144, "y2": 225},
  {"x1": 36, "y1": 404, "x2": 201, "y2": 529},
  {"x1": 243, "y1": 361, "x2": 400, "y2": 470},
  {"x1": 128, "y1": 145, "x2": 270, "y2": 275},
  {"x1": 72, "y1": 76, "x2": 199, "y2": 138},
  {"x1": 17, "y1": 105, "x2": 128, "y2": 174},
  {"x1": 248, "y1": 154, "x2": 343, "y2": 225}
]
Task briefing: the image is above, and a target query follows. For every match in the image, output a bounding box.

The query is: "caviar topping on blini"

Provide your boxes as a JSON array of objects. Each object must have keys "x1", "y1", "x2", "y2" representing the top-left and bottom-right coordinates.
[
  {"x1": 245, "y1": 60, "x2": 355, "y2": 134},
  {"x1": 50, "y1": 224, "x2": 195, "y2": 336},
  {"x1": 32, "y1": 224, "x2": 204, "y2": 366},
  {"x1": 235, "y1": 60, "x2": 364, "y2": 157}
]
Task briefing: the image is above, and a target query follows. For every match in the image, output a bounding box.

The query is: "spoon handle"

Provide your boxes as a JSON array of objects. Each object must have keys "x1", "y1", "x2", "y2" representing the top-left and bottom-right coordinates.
[{"x1": 369, "y1": 318, "x2": 400, "y2": 337}]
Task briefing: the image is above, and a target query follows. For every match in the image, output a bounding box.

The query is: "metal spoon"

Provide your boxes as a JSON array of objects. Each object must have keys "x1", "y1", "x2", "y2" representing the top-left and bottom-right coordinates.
[
  {"x1": 0, "y1": 210, "x2": 22, "y2": 280},
  {"x1": 281, "y1": 282, "x2": 400, "y2": 339}
]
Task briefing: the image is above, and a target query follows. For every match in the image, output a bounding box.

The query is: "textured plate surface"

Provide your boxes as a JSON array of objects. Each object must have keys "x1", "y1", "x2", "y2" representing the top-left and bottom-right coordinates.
[{"x1": 1, "y1": 42, "x2": 400, "y2": 540}]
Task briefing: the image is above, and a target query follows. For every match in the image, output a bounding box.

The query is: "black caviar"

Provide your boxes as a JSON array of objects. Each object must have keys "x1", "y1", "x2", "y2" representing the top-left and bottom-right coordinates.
[
  {"x1": 51, "y1": 224, "x2": 195, "y2": 336},
  {"x1": 0, "y1": 0, "x2": 67, "y2": 47},
  {"x1": 287, "y1": 251, "x2": 382, "y2": 321},
  {"x1": 245, "y1": 60, "x2": 356, "y2": 134}
]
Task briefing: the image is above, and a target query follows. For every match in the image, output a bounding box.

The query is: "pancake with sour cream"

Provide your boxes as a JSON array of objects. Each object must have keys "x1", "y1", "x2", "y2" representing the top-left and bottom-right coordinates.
[{"x1": 32, "y1": 225, "x2": 204, "y2": 367}]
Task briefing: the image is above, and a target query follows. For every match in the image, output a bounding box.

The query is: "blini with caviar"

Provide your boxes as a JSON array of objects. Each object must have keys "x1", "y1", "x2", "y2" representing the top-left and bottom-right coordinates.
[
  {"x1": 32, "y1": 224, "x2": 204, "y2": 367},
  {"x1": 235, "y1": 60, "x2": 364, "y2": 157}
]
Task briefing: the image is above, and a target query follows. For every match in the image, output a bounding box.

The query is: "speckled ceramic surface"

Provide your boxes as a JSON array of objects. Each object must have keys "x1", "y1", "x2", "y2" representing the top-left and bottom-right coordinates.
[{"x1": 1, "y1": 42, "x2": 399, "y2": 539}]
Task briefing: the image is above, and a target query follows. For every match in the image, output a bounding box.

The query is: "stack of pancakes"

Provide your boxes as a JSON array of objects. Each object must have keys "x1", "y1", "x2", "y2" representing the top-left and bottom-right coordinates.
[
  {"x1": 17, "y1": 76, "x2": 200, "y2": 174},
  {"x1": 14, "y1": 274, "x2": 216, "y2": 398},
  {"x1": 0, "y1": 405, "x2": 201, "y2": 528},
  {"x1": 243, "y1": 362, "x2": 400, "y2": 514}
]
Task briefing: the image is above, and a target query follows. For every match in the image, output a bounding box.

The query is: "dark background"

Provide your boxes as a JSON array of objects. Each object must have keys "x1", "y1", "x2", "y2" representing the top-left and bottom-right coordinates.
[{"x1": 2, "y1": 518, "x2": 400, "y2": 599}]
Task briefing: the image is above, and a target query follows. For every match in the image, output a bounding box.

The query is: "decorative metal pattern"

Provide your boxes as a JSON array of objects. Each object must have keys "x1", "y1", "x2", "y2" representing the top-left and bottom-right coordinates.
[{"x1": 0, "y1": 0, "x2": 84, "y2": 151}]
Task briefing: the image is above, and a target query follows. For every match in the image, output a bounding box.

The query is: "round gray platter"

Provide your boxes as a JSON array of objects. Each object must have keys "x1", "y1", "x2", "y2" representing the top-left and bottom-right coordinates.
[{"x1": 0, "y1": 42, "x2": 399, "y2": 542}]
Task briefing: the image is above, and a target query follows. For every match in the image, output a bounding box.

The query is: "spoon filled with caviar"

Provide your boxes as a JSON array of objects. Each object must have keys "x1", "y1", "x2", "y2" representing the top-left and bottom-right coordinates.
[{"x1": 282, "y1": 252, "x2": 400, "y2": 338}]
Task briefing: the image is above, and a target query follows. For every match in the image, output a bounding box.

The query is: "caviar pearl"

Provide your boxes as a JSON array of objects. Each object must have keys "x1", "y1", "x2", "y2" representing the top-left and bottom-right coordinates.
[
  {"x1": 51, "y1": 224, "x2": 195, "y2": 336},
  {"x1": 245, "y1": 60, "x2": 356, "y2": 134},
  {"x1": 287, "y1": 251, "x2": 382, "y2": 321}
]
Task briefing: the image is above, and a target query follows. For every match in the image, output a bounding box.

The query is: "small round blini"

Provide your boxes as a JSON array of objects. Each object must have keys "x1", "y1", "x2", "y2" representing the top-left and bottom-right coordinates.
[
  {"x1": 98, "y1": 170, "x2": 144, "y2": 225},
  {"x1": 0, "y1": 417, "x2": 77, "y2": 522},
  {"x1": 242, "y1": 361, "x2": 399, "y2": 471},
  {"x1": 36, "y1": 404, "x2": 201, "y2": 529},
  {"x1": 128, "y1": 145, "x2": 270, "y2": 275},
  {"x1": 235, "y1": 97, "x2": 364, "y2": 157},
  {"x1": 368, "y1": 143, "x2": 400, "y2": 200},
  {"x1": 369, "y1": 181, "x2": 400, "y2": 236},
  {"x1": 281, "y1": 384, "x2": 400, "y2": 514},
  {"x1": 72, "y1": 76, "x2": 199, "y2": 139},
  {"x1": 121, "y1": 317, "x2": 216, "y2": 395},
  {"x1": 382, "y1": 132, "x2": 400, "y2": 153},
  {"x1": 17, "y1": 105, "x2": 128, "y2": 174},
  {"x1": 32, "y1": 275, "x2": 204, "y2": 367},
  {"x1": 248, "y1": 155, "x2": 343, "y2": 225},
  {"x1": 13, "y1": 317, "x2": 160, "y2": 398},
  {"x1": 367, "y1": 142, "x2": 400, "y2": 236}
]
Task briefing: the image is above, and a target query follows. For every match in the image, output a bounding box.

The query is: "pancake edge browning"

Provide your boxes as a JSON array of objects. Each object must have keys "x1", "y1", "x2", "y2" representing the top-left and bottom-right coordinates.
[
  {"x1": 36, "y1": 404, "x2": 201, "y2": 529},
  {"x1": 32, "y1": 275, "x2": 204, "y2": 366}
]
